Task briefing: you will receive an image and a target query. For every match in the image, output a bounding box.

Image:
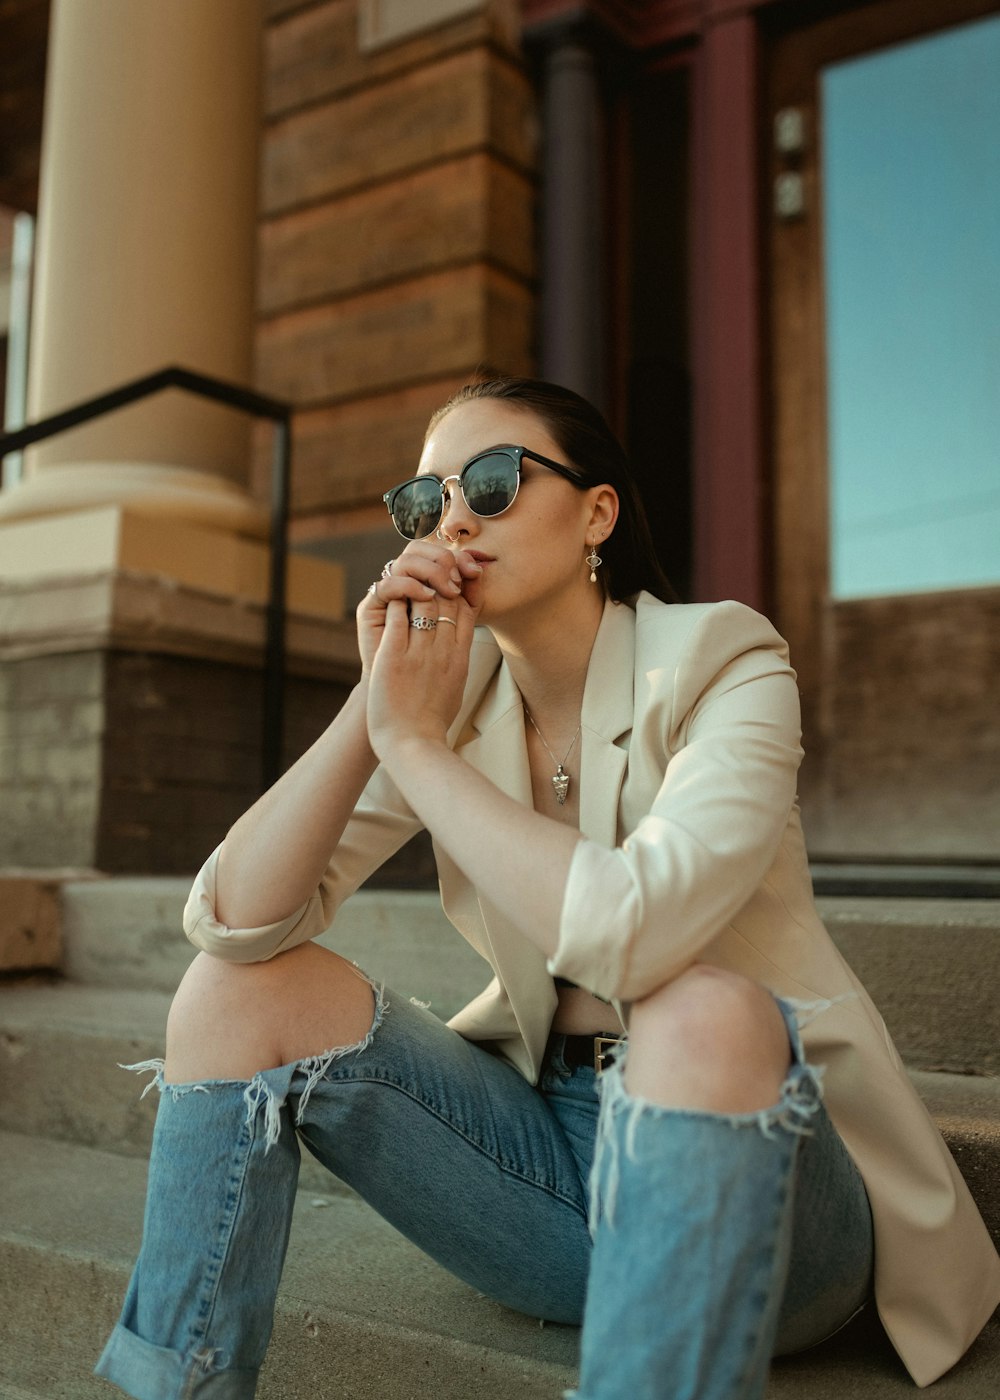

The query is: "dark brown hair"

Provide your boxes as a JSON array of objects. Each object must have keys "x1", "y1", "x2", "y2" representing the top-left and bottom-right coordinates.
[{"x1": 427, "y1": 377, "x2": 679, "y2": 604}]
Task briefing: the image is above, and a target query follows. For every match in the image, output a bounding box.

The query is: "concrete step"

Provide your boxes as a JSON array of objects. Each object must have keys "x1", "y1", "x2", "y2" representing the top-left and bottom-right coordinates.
[
  {"x1": 1, "y1": 1130, "x2": 997, "y2": 1400},
  {"x1": 816, "y1": 896, "x2": 1000, "y2": 1075},
  {"x1": 56, "y1": 880, "x2": 1000, "y2": 1075},
  {"x1": 60, "y1": 879, "x2": 491, "y2": 1022},
  {"x1": 1, "y1": 979, "x2": 998, "y2": 1246},
  {"x1": 0, "y1": 980, "x2": 348, "y2": 1200},
  {"x1": 0, "y1": 1130, "x2": 577, "y2": 1400}
]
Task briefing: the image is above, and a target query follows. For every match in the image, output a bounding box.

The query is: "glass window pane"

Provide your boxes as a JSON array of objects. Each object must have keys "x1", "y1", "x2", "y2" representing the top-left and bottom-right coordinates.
[{"x1": 822, "y1": 15, "x2": 1000, "y2": 598}]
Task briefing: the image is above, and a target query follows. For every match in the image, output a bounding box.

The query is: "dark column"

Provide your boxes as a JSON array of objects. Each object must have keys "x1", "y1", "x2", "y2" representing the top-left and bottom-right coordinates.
[{"x1": 536, "y1": 23, "x2": 608, "y2": 414}]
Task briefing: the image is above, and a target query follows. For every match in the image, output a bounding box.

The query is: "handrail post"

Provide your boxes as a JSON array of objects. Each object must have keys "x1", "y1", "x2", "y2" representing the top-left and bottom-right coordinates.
[
  {"x1": 0, "y1": 365, "x2": 296, "y2": 798},
  {"x1": 263, "y1": 414, "x2": 291, "y2": 792}
]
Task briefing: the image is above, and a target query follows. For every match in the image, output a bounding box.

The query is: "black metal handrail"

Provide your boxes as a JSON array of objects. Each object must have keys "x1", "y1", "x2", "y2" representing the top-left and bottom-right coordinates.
[{"x1": 0, "y1": 365, "x2": 291, "y2": 792}]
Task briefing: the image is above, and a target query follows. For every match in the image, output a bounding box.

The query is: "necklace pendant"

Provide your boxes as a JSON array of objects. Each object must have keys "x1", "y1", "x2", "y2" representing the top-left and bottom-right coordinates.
[{"x1": 552, "y1": 766, "x2": 570, "y2": 805}]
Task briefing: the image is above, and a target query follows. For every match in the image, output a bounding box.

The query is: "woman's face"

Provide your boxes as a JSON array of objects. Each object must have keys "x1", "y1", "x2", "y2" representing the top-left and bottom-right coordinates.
[{"x1": 416, "y1": 399, "x2": 613, "y2": 628}]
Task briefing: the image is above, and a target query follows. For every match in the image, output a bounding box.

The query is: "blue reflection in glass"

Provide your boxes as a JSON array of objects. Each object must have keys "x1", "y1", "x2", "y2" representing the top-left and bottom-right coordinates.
[{"x1": 822, "y1": 15, "x2": 1000, "y2": 598}]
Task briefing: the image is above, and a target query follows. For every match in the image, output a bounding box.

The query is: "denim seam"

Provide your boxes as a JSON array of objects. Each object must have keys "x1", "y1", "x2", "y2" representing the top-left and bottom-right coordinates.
[{"x1": 731, "y1": 1134, "x2": 800, "y2": 1394}]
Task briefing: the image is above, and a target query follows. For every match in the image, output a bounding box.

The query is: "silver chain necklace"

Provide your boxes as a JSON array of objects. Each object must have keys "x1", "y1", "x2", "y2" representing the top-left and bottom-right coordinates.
[{"x1": 524, "y1": 708, "x2": 581, "y2": 806}]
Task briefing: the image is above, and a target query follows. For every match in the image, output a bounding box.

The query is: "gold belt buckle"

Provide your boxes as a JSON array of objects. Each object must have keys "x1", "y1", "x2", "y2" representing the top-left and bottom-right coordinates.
[{"x1": 594, "y1": 1035, "x2": 621, "y2": 1074}]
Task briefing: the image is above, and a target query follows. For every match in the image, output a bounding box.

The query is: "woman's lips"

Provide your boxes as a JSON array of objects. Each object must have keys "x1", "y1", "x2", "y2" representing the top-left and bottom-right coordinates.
[{"x1": 466, "y1": 551, "x2": 494, "y2": 565}]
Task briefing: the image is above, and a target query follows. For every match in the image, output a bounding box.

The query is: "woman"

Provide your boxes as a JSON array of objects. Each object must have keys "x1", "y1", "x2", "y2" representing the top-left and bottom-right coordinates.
[{"x1": 97, "y1": 378, "x2": 999, "y2": 1399}]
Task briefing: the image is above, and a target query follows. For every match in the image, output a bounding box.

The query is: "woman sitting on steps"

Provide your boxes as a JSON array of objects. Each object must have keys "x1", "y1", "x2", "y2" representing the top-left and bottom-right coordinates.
[{"x1": 97, "y1": 376, "x2": 999, "y2": 1399}]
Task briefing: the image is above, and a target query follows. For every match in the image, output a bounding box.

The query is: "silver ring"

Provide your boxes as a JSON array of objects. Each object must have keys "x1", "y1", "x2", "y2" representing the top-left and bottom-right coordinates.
[
  {"x1": 409, "y1": 616, "x2": 437, "y2": 630},
  {"x1": 437, "y1": 616, "x2": 457, "y2": 628},
  {"x1": 366, "y1": 580, "x2": 380, "y2": 599},
  {"x1": 381, "y1": 560, "x2": 394, "y2": 579}
]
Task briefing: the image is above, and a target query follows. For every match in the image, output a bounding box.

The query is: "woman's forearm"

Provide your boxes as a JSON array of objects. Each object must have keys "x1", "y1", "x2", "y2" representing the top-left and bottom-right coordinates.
[
  {"x1": 214, "y1": 681, "x2": 378, "y2": 929},
  {"x1": 379, "y1": 734, "x2": 579, "y2": 958}
]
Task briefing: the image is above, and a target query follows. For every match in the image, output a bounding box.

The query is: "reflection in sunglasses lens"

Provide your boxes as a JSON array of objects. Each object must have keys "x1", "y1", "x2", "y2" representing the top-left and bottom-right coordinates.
[
  {"x1": 394, "y1": 477, "x2": 442, "y2": 539},
  {"x1": 465, "y1": 454, "x2": 517, "y2": 517},
  {"x1": 391, "y1": 452, "x2": 521, "y2": 538}
]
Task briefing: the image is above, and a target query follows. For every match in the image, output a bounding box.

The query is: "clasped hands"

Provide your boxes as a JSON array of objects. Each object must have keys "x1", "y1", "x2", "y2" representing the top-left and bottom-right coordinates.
[{"x1": 358, "y1": 542, "x2": 484, "y2": 763}]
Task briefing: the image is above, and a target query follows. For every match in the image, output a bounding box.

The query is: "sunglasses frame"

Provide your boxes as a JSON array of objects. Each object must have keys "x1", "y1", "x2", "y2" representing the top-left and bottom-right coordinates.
[{"x1": 382, "y1": 444, "x2": 586, "y2": 540}]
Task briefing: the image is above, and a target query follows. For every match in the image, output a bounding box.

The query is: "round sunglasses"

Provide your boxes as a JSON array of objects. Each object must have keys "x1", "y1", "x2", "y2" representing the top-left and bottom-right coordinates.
[{"x1": 382, "y1": 445, "x2": 586, "y2": 541}]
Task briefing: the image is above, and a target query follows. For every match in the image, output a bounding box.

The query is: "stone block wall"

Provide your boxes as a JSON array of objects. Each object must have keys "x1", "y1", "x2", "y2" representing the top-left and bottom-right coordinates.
[
  {"x1": 0, "y1": 652, "x2": 104, "y2": 870},
  {"x1": 255, "y1": 0, "x2": 538, "y2": 576},
  {"x1": 0, "y1": 649, "x2": 351, "y2": 874}
]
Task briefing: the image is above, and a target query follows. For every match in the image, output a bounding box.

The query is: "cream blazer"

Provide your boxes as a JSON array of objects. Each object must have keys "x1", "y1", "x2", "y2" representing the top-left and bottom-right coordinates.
[{"x1": 185, "y1": 593, "x2": 1000, "y2": 1387}]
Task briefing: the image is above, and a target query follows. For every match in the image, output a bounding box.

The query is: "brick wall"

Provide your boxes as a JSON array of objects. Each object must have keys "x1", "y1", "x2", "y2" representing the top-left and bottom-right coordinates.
[{"x1": 255, "y1": 0, "x2": 538, "y2": 539}]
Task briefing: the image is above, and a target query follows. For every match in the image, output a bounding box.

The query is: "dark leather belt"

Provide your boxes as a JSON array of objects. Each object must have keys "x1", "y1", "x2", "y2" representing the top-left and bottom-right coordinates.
[{"x1": 559, "y1": 1031, "x2": 624, "y2": 1074}]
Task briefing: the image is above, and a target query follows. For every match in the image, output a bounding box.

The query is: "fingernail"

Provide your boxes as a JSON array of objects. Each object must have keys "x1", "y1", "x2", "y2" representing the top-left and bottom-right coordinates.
[{"x1": 450, "y1": 570, "x2": 462, "y2": 584}]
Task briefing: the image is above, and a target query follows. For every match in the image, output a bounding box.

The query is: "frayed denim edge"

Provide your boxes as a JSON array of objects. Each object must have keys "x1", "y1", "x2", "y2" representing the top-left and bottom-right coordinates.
[
  {"x1": 119, "y1": 965, "x2": 387, "y2": 1154},
  {"x1": 587, "y1": 991, "x2": 843, "y2": 1235}
]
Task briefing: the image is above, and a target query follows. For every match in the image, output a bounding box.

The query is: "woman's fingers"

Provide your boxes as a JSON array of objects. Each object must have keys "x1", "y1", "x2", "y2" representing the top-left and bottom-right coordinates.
[
  {"x1": 375, "y1": 544, "x2": 483, "y2": 603},
  {"x1": 358, "y1": 545, "x2": 481, "y2": 680},
  {"x1": 385, "y1": 543, "x2": 466, "y2": 599}
]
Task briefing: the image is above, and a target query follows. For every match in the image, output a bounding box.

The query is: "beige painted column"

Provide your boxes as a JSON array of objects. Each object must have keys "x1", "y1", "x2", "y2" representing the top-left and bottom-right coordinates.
[{"x1": 0, "y1": 0, "x2": 266, "y2": 535}]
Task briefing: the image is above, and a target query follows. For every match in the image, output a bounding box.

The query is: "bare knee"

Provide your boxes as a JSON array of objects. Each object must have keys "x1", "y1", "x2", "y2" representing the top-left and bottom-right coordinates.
[
  {"x1": 625, "y1": 964, "x2": 790, "y2": 1113},
  {"x1": 166, "y1": 943, "x2": 375, "y2": 1084}
]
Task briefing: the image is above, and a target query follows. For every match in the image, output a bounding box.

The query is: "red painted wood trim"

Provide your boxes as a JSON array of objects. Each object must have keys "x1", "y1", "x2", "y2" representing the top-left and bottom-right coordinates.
[
  {"x1": 520, "y1": 0, "x2": 780, "y2": 47},
  {"x1": 690, "y1": 12, "x2": 765, "y2": 607}
]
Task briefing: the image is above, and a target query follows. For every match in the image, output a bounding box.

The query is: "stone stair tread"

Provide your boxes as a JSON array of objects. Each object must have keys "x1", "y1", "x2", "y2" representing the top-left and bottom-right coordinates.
[
  {"x1": 0, "y1": 979, "x2": 353, "y2": 1196},
  {"x1": 0, "y1": 976, "x2": 172, "y2": 1035},
  {"x1": 815, "y1": 896, "x2": 1000, "y2": 930},
  {"x1": 51, "y1": 878, "x2": 1000, "y2": 1072},
  {"x1": 909, "y1": 1069, "x2": 1000, "y2": 1120},
  {"x1": 1, "y1": 978, "x2": 998, "y2": 1229},
  {"x1": 2, "y1": 1131, "x2": 998, "y2": 1398},
  {"x1": 0, "y1": 1129, "x2": 577, "y2": 1399}
]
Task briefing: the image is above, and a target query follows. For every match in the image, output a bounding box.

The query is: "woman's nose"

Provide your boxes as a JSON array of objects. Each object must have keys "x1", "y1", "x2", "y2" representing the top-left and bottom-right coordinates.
[{"x1": 439, "y1": 477, "x2": 478, "y2": 539}]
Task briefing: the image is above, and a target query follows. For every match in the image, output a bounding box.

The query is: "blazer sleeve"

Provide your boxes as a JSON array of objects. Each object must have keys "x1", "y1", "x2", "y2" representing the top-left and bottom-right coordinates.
[
  {"x1": 183, "y1": 629, "x2": 505, "y2": 963},
  {"x1": 548, "y1": 602, "x2": 804, "y2": 1000},
  {"x1": 183, "y1": 762, "x2": 424, "y2": 962}
]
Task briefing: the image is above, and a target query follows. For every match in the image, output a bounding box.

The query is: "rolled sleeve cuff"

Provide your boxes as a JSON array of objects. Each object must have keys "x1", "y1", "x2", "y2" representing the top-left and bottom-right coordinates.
[
  {"x1": 546, "y1": 839, "x2": 633, "y2": 998},
  {"x1": 182, "y1": 845, "x2": 326, "y2": 962}
]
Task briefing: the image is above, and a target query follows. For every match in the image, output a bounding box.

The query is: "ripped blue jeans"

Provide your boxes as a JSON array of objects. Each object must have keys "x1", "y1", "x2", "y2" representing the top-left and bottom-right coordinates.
[{"x1": 96, "y1": 986, "x2": 873, "y2": 1400}]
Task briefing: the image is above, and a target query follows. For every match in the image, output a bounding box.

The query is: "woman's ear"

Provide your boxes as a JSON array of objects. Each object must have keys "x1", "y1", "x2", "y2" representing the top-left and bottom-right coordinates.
[{"x1": 587, "y1": 485, "x2": 619, "y2": 541}]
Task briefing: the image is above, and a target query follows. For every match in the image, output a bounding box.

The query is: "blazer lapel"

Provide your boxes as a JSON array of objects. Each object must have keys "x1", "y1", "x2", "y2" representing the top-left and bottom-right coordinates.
[
  {"x1": 443, "y1": 603, "x2": 637, "y2": 1073},
  {"x1": 578, "y1": 598, "x2": 636, "y2": 848},
  {"x1": 455, "y1": 656, "x2": 533, "y2": 804}
]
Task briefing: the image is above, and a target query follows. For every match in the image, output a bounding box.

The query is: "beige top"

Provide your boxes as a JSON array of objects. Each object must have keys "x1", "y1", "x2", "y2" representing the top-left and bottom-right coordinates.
[{"x1": 185, "y1": 593, "x2": 1000, "y2": 1386}]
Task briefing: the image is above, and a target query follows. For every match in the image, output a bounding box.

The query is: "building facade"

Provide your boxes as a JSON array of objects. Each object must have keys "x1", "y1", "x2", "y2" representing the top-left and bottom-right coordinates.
[{"x1": 1, "y1": 0, "x2": 997, "y2": 875}]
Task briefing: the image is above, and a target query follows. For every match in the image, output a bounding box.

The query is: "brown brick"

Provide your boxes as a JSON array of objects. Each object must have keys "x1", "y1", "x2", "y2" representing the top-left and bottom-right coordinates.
[
  {"x1": 287, "y1": 378, "x2": 459, "y2": 513},
  {"x1": 0, "y1": 877, "x2": 61, "y2": 972},
  {"x1": 265, "y1": 0, "x2": 314, "y2": 22},
  {"x1": 265, "y1": 0, "x2": 518, "y2": 118},
  {"x1": 258, "y1": 154, "x2": 534, "y2": 315},
  {"x1": 256, "y1": 264, "x2": 534, "y2": 407},
  {"x1": 262, "y1": 47, "x2": 536, "y2": 215}
]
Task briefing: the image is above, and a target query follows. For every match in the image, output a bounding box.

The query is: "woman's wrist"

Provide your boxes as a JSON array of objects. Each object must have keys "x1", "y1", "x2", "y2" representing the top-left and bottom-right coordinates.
[{"x1": 372, "y1": 727, "x2": 448, "y2": 775}]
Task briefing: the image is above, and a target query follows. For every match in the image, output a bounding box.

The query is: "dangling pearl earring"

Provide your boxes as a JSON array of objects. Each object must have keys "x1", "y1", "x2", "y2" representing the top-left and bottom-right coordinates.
[{"x1": 586, "y1": 538, "x2": 603, "y2": 584}]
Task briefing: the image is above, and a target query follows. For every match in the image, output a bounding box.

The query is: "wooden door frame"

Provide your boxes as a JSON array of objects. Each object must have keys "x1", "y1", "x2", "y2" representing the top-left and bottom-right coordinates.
[{"x1": 765, "y1": 0, "x2": 1000, "y2": 746}]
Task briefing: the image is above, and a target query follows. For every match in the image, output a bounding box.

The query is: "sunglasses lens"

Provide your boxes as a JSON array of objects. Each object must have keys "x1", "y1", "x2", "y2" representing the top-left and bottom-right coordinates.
[
  {"x1": 390, "y1": 477, "x2": 444, "y2": 539},
  {"x1": 463, "y1": 452, "x2": 518, "y2": 517}
]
